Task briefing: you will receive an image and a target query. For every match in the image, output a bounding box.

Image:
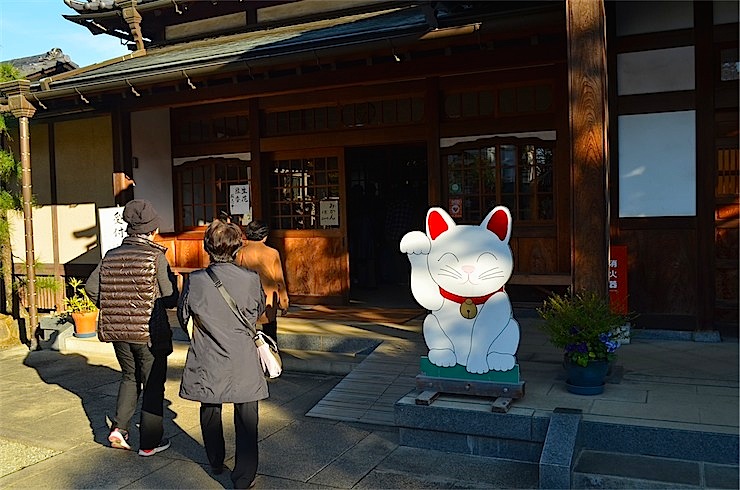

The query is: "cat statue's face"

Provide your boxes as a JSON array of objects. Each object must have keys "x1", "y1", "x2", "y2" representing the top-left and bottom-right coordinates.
[{"x1": 425, "y1": 206, "x2": 513, "y2": 298}]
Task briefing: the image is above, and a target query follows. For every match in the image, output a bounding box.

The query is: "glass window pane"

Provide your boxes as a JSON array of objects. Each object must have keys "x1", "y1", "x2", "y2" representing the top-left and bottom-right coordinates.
[
  {"x1": 720, "y1": 48, "x2": 739, "y2": 81},
  {"x1": 517, "y1": 86, "x2": 535, "y2": 113},
  {"x1": 314, "y1": 107, "x2": 326, "y2": 129},
  {"x1": 327, "y1": 107, "x2": 339, "y2": 129},
  {"x1": 461, "y1": 92, "x2": 477, "y2": 117},
  {"x1": 535, "y1": 85, "x2": 552, "y2": 111},
  {"x1": 183, "y1": 206, "x2": 193, "y2": 227},
  {"x1": 412, "y1": 97, "x2": 424, "y2": 122},
  {"x1": 480, "y1": 91, "x2": 494, "y2": 115},
  {"x1": 383, "y1": 100, "x2": 396, "y2": 123},
  {"x1": 289, "y1": 110, "x2": 300, "y2": 132},
  {"x1": 237, "y1": 116, "x2": 248, "y2": 136},
  {"x1": 277, "y1": 112, "x2": 289, "y2": 133},
  {"x1": 499, "y1": 89, "x2": 515, "y2": 114},
  {"x1": 445, "y1": 94, "x2": 461, "y2": 119},
  {"x1": 501, "y1": 194, "x2": 516, "y2": 216},
  {"x1": 194, "y1": 206, "x2": 205, "y2": 226},
  {"x1": 214, "y1": 117, "x2": 226, "y2": 139},
  {"x1": 265, "y1": 113, "x2": 276, "y2": 135},
  {"x1": 398, "y1": 98, "x2": 411, "y2": 123},
  {"x1": 303, "y1": 109, "x2": 314, "y2": 131},
  {"x1": 205, "y1": 180, "x2": 213, "y2": 203},
  {"x1": 501, "y1": 145, "x2": 517, "y2": 193},
  {"x1": 182, "y1": 184, "x2": 192, "y2": 205}
]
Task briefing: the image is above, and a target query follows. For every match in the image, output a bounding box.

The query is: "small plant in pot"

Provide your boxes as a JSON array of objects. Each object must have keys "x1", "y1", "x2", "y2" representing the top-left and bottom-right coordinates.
[
  {"x1": 63, "y1": 277, "x2": 99, "y2": 338},
  {"x1": 537, "y1": 289, "x2": 629, "y2": 395}
]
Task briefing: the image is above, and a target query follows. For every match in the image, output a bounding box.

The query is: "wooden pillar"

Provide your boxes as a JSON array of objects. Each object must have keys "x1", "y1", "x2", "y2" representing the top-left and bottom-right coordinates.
[
  {"x1": 112, "y1": 109, "x2": 135, "y2": 205},
  {"x1": 1, "y1": 80, "x2": 38, "y2": 347},
  {"x1": 566, "y1": 0, "x2": 609, "y2": 296},
  {"x1": 249, "y1": 98, "x2": 263, "y2": 220},
  {"x1": 693, "y1": 1, "x2": 715, "y2": 330}
]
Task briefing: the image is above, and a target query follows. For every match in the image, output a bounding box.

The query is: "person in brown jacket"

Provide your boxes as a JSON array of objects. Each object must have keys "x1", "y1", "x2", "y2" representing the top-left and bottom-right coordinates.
[{"x1": 236, "y1": 220, "x2": 289, "y2": 343}]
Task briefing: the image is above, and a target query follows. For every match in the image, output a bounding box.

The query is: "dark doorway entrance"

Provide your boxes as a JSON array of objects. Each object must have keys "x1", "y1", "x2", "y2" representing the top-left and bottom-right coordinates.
[{"x1": 345, "y1": 145, "x2": 427, "y2": 308}]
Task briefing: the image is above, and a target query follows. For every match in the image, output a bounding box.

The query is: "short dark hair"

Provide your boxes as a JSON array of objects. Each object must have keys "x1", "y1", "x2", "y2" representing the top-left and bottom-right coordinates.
[
  {"x1": 204, "y1": 219, "x2": 243, "y2": 263},
  {"x1": 245, "y1": 220, "x2": 269, "y2": 241}
]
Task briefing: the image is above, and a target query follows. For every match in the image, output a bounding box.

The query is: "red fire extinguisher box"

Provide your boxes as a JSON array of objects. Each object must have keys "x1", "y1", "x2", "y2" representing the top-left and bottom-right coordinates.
[{"x1": 609, "y1": 245, "x2": 628, "y2": 315}]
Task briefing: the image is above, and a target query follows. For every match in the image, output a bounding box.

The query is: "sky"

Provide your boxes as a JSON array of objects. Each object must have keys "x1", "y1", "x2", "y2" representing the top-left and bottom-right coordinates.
[{"x1": 0, "y1": 0, "x2": 130, "y2": 68}]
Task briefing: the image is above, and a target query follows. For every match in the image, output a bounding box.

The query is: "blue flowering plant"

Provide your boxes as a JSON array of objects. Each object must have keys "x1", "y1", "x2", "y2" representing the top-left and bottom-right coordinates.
[{"x1": 537, "y1": 290, "x2": 628, "y2": 367}]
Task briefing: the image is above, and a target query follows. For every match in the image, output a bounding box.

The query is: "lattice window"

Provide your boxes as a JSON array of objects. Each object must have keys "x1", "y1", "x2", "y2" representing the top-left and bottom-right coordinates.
[
  {"x1": 445, "y1": 140, "x2": 554, "y2": 223},
  {"x1": 269, "y1": 156, "x2": 340, "y2": 230},
  {"x1": 175, "y1": 159, "x2": 251, "y2": 229},
  {"x1": 717, "y1": 148, "x2": 739, "y2": 197}
]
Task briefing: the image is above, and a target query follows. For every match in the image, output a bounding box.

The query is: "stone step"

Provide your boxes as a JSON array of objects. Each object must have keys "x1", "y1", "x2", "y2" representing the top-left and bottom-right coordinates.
[
  {"x1": 59, "y1": 333, "x2": 365, "y2": 376},
  {"x1": 572, "y1": 450, "x2": 739, "y2": 489}
]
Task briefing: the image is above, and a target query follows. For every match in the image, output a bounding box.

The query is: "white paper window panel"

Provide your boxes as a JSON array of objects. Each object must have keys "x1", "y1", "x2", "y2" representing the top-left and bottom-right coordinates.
[
  {"x1": 617, "y1": 47, "x2": 695, "y2": 96},
  {"x1": 618, "y1": 111, "x2": 696, "y2": 218},
  {"x1": 714, "y1": 1, "x2": 739, "y2": 25},
  {"x1": 615, "y1": 1, "x2": 693, "y2": 36}
]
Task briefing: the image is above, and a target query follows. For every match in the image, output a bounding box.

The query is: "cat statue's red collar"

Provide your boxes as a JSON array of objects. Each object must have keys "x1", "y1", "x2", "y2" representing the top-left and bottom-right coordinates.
[{"x1": 439, "y1": 286, "x2": 504, "y2": 319}]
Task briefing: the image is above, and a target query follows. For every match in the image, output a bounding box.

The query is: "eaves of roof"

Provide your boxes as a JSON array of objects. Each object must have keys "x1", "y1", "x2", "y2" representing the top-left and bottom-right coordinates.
[{"x1": 35, "y1": 6, "x2": 431, "y2": 100}]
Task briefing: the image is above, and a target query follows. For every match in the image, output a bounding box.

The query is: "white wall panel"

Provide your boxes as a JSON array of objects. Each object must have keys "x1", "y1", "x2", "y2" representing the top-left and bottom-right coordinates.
[
  {"x1": 617, "y1": 47, "x2": 695, "y2": 95},
  {"x1": 618, "y1": 111, "x2": 696, "y2": 217}
]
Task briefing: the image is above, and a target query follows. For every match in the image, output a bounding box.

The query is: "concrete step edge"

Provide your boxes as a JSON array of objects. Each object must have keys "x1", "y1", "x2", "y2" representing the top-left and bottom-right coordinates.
[{"x1": 573, "y1": 449, "x2": 739, "y2": 489}]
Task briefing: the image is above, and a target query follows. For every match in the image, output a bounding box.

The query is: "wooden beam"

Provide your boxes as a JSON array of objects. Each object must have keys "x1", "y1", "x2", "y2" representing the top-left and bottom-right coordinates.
[
  {"x1": 567, "y1": 0, "x2": 608, "y2": 296},
  {"x1": 694, "y1": 1, "x2": 715, "y2": 330}
]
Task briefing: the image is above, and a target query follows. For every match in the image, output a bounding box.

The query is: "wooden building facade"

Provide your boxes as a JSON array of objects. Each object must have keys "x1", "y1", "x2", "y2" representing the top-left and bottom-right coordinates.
[{"x1": 4, "y1": 1, "x2": 738, "y2": 337}]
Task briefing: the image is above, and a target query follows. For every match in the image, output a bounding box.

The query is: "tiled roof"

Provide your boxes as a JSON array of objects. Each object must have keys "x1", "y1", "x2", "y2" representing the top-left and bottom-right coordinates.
[
  {"x1": 1, "y1": 48, "x2": 79, "y2": 80},
  {"x1": 41, "y1": 6, "x2": 429, "y2": 91},
  {"x1": 63, "y1": 0, "x2": 157, "y2": 12}
]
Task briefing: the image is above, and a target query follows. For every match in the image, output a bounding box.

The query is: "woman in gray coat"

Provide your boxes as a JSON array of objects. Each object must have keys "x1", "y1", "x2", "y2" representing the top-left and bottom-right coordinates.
[{"x1": 178, "y1": 219, "x2": 267, "y2": 489}]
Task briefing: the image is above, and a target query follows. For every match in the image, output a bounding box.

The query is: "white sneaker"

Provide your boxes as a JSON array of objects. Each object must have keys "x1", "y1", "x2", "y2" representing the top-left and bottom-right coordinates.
[{"x1": 108, "y1": 428, "x2": 131, "y2": 450}]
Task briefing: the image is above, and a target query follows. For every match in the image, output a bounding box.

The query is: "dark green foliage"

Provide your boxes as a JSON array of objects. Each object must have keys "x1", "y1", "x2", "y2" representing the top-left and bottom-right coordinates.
[{"x1": 537, "y1": 290, "x2": 629, "y2": 367}]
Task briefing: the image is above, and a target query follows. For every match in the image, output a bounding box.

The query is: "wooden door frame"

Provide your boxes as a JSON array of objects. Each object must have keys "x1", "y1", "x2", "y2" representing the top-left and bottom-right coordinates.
[{"x1": 263, "y1": 147, "x2": 349, "y2": 304}]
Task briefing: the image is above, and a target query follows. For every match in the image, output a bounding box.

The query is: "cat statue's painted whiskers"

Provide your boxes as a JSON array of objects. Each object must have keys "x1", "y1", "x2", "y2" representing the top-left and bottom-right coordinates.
[{"x1": 400, "y1": 206, "x2": 520, "y2": 373}]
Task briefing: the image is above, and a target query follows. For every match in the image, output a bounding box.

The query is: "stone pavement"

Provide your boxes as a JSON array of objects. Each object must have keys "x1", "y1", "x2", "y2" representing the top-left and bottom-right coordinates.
[
  {"x1": 0, "y1": 344, "x2": 538, "y2": 489},
  {"x1": 0, "y1": 307, "x2": 737, "y2": 489}
]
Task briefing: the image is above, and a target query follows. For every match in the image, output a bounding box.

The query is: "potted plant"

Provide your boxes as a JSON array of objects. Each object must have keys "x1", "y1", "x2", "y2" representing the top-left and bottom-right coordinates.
[
  {"x1": 537, "y1": 289, "x2": 629, "y2": 395},
  {"x1": 63, "y1": 277, "x2": 99, "y2": 338}
]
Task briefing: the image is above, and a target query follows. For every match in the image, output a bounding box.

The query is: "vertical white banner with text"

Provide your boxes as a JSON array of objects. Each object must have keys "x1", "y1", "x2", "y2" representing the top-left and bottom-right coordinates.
[{"x1": 98, "y1": 206, "x2": 127, "y2": 258}]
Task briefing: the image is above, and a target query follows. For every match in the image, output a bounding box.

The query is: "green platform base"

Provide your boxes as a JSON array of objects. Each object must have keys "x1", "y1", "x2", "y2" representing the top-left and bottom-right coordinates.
[
  {"x1": 416, "y1": 357, "x2": 525, "y2": 401},
  {"x1": 419, "y1": 356, "x2": 521, "y2": 383}
]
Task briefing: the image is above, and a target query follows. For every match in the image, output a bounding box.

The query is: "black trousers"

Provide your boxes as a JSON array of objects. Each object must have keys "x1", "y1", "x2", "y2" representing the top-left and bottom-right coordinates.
[
  {"x1": 201, "y1": 401, "x2": 259, "y2": 489},
  {"x1": 261, "y1": 320, "x2": 277, "y2": 342},
  {"x1": 112, "y1": 342, "x2": 168, "y2": 450}
]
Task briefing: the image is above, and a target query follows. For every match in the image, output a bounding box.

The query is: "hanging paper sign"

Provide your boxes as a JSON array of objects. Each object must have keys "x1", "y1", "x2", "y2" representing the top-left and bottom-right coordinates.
[
  {"x1": 230, "y1": 184, "x2": 251, "y2": 216},
  {"x1": 449, "y1": 198, "x2": 462, "y2": 218},
  {"x1": 98, "y1": 206, "x2": 126, "y2": 258},
  {"x1": 319, "y1": 199, "x2": 339, "y2": 226}
]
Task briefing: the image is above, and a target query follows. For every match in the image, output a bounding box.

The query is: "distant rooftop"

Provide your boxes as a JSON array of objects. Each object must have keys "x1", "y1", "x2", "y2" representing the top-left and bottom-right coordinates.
[{"x1": 1, "y1": 48, "x2": 79, "y2": 81}]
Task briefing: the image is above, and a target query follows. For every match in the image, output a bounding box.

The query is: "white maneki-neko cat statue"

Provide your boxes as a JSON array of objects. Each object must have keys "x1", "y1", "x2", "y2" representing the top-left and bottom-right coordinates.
[{"x1": 400, "y1": 206, "x2": 520, "y2": 375}]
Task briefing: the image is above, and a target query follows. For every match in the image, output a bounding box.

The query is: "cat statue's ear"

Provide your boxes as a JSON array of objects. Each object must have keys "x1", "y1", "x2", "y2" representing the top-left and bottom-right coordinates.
[
  {"x1": 482, "y1": 206, "x2": 512, "y2": 244},
  {"x1": 426, "y1": 207, "x2": 457, "y2": 240}
]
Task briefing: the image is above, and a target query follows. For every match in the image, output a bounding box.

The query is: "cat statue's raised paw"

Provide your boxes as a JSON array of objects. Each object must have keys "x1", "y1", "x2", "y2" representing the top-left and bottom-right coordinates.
[{"x1": 400, "y1": 206, "x2": 520, "y2": 374}]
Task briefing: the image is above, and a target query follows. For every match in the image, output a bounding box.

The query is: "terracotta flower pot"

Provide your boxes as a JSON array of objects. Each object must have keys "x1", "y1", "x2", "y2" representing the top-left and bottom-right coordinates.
[
  {"x1": 71, "y1": 311, "x2": 99, "y2": 338},
  {"x1": 564, "y1": 359, "x2": 609, "y2": 395}
]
